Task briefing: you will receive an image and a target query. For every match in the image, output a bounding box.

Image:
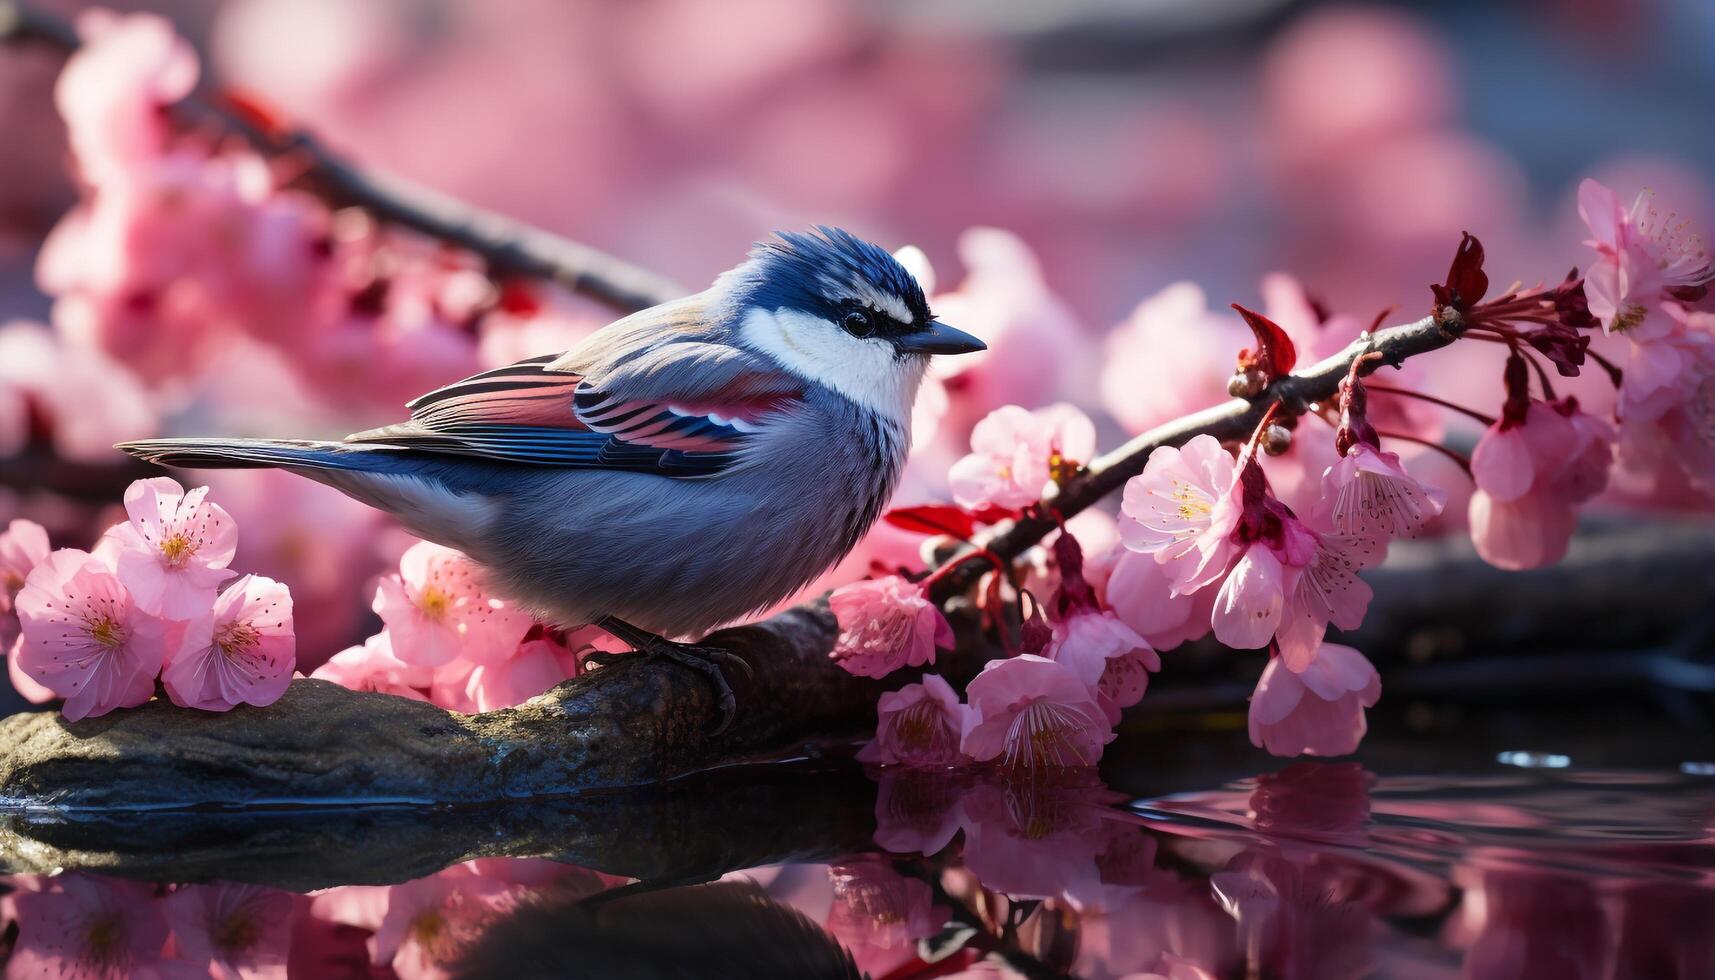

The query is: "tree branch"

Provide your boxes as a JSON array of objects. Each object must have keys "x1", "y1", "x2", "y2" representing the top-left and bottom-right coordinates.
[
  {"x1": 0, "y1": 1, "x2": 684, "y2": 315},
  {"x1": 932, "y1": 315, "x2": 1457, "y2": 599}
]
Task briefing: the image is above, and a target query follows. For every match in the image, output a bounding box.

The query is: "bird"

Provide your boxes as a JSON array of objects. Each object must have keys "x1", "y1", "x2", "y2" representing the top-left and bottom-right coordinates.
[{"x1": 118, "y1": 227, "x2": 985, "y2": 730}]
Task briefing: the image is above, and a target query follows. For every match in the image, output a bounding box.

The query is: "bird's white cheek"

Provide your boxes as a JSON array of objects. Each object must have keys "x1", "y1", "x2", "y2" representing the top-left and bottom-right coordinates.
[{"x1": 741, "y1": 308, "x2": 920, "y2": 420}]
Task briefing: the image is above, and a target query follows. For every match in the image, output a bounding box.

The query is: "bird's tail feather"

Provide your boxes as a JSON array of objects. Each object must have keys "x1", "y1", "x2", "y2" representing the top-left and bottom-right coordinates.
[{"x1": 115, "y1": 438, "x2": 391, "y2": 472}]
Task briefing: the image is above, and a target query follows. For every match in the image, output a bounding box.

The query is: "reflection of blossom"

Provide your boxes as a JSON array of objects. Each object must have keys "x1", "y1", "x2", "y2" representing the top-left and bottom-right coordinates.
[
  {"x1": 824, "y1": 856, "x2": 949, "y2": 974},
  {"x1": 958, "y1": 777, "x2": 1106, "y2": 901},
  {"x1": 1074, "y1": 875, "x2": 1236, "y2": 980},
  {"x1": 4, "y1": 873, "x2": 170, "y2": 979},
  {"x1": 164, "y1": 882, "x2": 296, "y2": 980},
  {"x1": 311, "y1": 868, "x2": 512, "y2": 980},
  {"x1": 1248, "y1": 762, "x2": 1374, "y2": 846},
  {"x1": 871, "y1": 770, "x2": 968, "y2": 857},
  {"x1": 1212, "y1": 851, "x2": 1372, "y2": 980},
  {"x1": 1454, "y1": 864, "x2": 1610, "y2": 980}
]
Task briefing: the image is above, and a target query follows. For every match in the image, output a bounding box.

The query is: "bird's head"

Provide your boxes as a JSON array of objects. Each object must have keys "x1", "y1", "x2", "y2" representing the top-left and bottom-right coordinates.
[{"x1": 716, "y1": 227, "x2": 985, "y2": 419}]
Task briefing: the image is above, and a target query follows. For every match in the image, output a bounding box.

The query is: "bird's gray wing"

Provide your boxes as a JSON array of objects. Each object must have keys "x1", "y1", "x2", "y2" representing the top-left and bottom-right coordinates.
[{"x1": 344, "y1": 302, "x2": 806, "y2": 477}]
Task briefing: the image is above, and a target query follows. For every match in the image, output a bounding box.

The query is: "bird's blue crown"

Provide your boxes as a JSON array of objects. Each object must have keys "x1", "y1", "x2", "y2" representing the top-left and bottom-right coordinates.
[{"x1": 728, "y1": 226, "x2": 931, "y2": 329}]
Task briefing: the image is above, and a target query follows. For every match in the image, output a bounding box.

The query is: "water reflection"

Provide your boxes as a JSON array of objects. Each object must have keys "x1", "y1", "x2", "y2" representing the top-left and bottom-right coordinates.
[{"x1": 0, "y1": 762, "x2": 1711, "y2": 978}]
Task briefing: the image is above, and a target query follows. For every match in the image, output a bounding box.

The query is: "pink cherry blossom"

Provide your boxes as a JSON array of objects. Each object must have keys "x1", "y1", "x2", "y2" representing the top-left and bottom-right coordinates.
[
  {"x1": 0, "y1": 518, "x2": 51, "y2": 617},
  {"x1": 921, "y1": 228, "x2": 1095, "y2": 440},
  {"x1": 1248, "y1": 644, "x2": 1381, "y2": 757},
  {"x1": 1578, "y1": 179, "x2": 1713, "y2": 335},
  {"x1": 9, "y1": 635, "x2": 60, "y2": 704},
  {"x1": 1212, "y1": 546, "x2": 1295, "y2": 650},
  {"x1": 1469, "y1": 399, "x2": 1613, "y2": 570},
  {"x1": 1470, "y1": 401, "x2": 1576, "y2": 503},
  {"x1": 161, "y1": 574, "x2": 295, "y2": 712},
  {"x1": 6, "y1": 873, "x2": 170, "y2": 978},
  {"x1": 961, "y1": 655, "x2": 1115, "y2": 770},
  {"x1": 164, "y1": 882, "x2": 296, "y2": 980},
  {"x1": 1273, "y1": 528, "x2": 1380, "y2": 672},
  {"x1": 55, "y1": 12, "x2": 198, "y2": 185},
  {"x1": 15, "y1": 549, "x2": 180, "y2": 721},
  {"x1": 1615, "y1": 303, "x2": 1715, "y2": 495},
  {"x1": 948, "y1": 403, "x2": 1096, "y2": 510},
  {"x1": 828, "y1": 575, "x2": 953, "y2": 679},
  {"x1": 0, "y1": 321, "x2": 157, "y2": 462},
  {"x1": 101, "y1": 477, "x2": 238, "y2": 621},
  {"x1": 1119, "y1": 434, "x2": 1241, "y2": 595},
  {"x1": 429, "y1": 657, "x2": 480, "y2": 713},
  {"x1": 856, "y1": 673, "x2": 969, "y2": 767},
  {"x1": 1102, "y1": 283, "x2": 1249, "y2": 435},
  {"x1": 1209, "y1": 456, "x2": 1319, "y2": 650},
  {"x1": 1101, "y1": 549, "x2": 1216, "y2": 651},
  {"x1": 372, "y1": 541, "x2": 533, "y2": 668},
  {"x1": 1319, "y1": 443, "x2": 1447, "y2": 539},
  {"x1": 463, "y1": 637, "x2": 571, "y2": 711},
  {"x1": 1045, "y1": 610, "x2": 1161, "y2": 718},
  {"x1": 310, "y1": 632, "x2": 431, "y2": 701},
  {"x1": 1620, "y1": 303, "x2": 1715, "y2": 419},
  {"x1": 1468, "y1": 487, "x2": 1580, "y2": 573}
]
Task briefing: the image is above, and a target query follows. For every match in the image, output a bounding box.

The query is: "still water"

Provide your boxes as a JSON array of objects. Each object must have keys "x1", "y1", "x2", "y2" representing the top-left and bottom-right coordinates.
[{"x1": 0, "y1": 731, "x2": 1710, "y2": 979}]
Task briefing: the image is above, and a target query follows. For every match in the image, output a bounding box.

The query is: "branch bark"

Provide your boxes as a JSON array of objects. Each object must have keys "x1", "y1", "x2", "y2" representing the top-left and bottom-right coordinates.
[{"x1": 0, "y1": 1, "x2": 684, "y2": 315}]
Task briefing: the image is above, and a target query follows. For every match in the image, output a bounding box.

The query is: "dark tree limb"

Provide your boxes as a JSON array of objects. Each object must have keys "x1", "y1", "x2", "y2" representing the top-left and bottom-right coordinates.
[{"x1": 0, "y1": 1, "x2": 683, "y2": 315}]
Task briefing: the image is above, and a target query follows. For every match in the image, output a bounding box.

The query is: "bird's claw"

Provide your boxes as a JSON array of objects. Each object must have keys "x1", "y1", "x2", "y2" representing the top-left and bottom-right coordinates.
[{"x1": 616, "y1": 641, "x2": 745, "y2": 735}]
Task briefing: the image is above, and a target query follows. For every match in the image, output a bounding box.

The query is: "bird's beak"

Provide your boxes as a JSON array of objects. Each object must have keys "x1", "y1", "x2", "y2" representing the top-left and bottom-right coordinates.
[{"x1": 895, "y1": 320, "x2": 986, "y2": 355}]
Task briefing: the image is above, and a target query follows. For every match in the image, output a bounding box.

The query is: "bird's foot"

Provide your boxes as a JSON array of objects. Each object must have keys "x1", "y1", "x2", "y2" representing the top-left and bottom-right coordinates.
[{"x1": 591, "y1": 618, "x2": 752, "y2": 734}]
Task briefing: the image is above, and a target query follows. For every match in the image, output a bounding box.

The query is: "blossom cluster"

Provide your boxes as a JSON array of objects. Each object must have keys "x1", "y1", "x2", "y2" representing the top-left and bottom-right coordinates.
[
  {"x1": 32, "y1": 10, "x2": 513, "y2": 418},
  {"x1": 309, "y1": 539, "x2": 617, "y2": 712},
  {"x1": 831, "y1": 404, "x2": 1154, "y2": 771},
  {"x1": 3, "y1": 11, "x2": 608, "y2": 667},
  {"x1": 839, "y1": 181, "x2": 1712, "y2": 766},
  {"x1": 3, "y1": 477, "x2": 294, "y2": 720}
]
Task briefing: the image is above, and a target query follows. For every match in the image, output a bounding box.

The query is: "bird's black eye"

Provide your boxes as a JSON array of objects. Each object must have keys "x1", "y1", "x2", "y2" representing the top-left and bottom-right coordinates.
[{"x1": 842, "y1": 309, "x2": 875, "y2": 338}]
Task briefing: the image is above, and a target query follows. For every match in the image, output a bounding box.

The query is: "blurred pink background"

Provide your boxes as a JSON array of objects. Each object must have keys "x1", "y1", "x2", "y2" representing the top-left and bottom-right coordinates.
[
  {"x1": 2, "y1": 0, "x2": 1711, "y2": 671},
  {"x1": 4, "y1": 0, "x2": 1710, "y2": 325}
]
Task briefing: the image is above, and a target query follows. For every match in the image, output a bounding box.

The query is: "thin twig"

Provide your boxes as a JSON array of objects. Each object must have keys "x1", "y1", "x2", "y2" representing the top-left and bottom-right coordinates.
[
  {"x1": 930, "y1": 316, "x2": 1461, "y2": 600},
  {"x1": 1364, "y1": 382, "x2": 1496, "y2": 426},
  {"x1": 0, "y1": 1, "x2": 684, "y2": 315}
]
